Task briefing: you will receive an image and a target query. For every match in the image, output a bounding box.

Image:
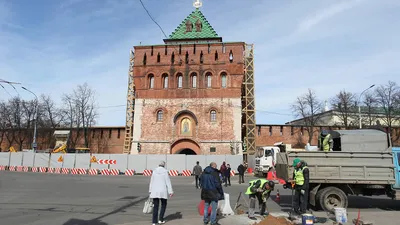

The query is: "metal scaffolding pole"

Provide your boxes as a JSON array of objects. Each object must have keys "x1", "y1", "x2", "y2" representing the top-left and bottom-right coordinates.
[
  {"x1": 123, "y1": 49, "x2": 136, "y2": 154},
  {"x1": 242, "y1": 44, "x2": 256, "y2": 155}
]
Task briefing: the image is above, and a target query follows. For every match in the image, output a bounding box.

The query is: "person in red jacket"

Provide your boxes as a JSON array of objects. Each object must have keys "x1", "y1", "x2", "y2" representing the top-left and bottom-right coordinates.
[{"x1": 220, "y1": 161, "x2": 227, "y2": 183}]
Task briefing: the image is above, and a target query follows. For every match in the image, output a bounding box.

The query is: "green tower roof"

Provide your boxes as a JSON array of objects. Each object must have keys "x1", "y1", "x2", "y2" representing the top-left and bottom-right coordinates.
[{"x1": 166, "y1": 9, "x2": 221, "y2": 42}]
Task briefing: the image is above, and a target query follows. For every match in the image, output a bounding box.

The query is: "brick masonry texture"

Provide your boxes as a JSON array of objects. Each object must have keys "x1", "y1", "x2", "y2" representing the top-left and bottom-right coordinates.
[
  {"x1": 2, "y1": 125, "x2": 398, "y2": 154},
  {"x1": 131, "y1": 98, "x2": 242, "y2": 155}
]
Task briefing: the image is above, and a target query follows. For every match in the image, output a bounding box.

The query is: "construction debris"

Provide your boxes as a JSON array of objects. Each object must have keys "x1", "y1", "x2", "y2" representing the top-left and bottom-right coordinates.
[{"x1": 253, "y1": 215, "x2": 293, "y2": 225}]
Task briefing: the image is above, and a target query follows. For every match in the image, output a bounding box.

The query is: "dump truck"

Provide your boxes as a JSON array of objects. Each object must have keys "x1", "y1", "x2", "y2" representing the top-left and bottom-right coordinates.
[{"x1": 275, "y1": 129, "x2": 400, "y2": 212}]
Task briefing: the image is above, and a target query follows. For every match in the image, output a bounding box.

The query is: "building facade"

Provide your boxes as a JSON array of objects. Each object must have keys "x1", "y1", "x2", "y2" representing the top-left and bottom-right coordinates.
[{"x1": 130, "y1": 8, "x2": 244, "y2": 155}]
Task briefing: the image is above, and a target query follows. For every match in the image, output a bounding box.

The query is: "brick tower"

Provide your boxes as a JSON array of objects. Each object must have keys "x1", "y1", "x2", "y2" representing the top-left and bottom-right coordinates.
[{"x1": 128, "y1": 2, "x2": 247, "y2": 155}]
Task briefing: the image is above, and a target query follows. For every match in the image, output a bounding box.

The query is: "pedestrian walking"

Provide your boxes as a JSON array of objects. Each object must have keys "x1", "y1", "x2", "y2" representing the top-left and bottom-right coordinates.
[
  {"x1": 220, "y1": 161, "x2": 227, "y2": 183},
  {"x1": 193, "y1": 161, "x2": 202, "y2": 189},
  {"x1": 149, "y1": 161, "x2": 174, "y2": 225},
  {"x1": 224, "y1": 164, "x2": 231, "y2": 187},
  {"x1": 200, "y1": 162, "x2": 224, "y2": 225},
  {"x1": 237, "y1": 163, "x2": 245, "y2": 184}
]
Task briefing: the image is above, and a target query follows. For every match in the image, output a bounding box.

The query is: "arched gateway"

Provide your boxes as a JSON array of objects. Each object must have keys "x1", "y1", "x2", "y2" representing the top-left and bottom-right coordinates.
[{"x1": 171, "y1": 139, "x2": 200, "y2": 155}]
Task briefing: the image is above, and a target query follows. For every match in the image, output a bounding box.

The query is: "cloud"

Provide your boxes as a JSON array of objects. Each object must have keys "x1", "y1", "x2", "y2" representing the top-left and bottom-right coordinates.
[
  {"x1": 0, "y1": 0, "x2": 399, "y2": 126},
  {"x1": 297, "y1": 0, "x2": 363, "y2": 33}
]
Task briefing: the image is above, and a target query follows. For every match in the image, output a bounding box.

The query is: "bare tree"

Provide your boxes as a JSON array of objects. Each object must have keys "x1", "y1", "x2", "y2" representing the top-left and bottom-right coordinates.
[
  {"x1": 330, "y1": 90, "x2": 357, "y2": 128},
  {"x1": 291, "y1": 89, "x2": 323, "y2": 144},
  {"x1": 374, "y1": 81, "x2": 400, "y2": 142},
  {"x1": 363, "y1": 92, "x2": 378, "y2": 126},
  {"x1": 62, "y1": 83, "x2": 97, "y2": 148}
]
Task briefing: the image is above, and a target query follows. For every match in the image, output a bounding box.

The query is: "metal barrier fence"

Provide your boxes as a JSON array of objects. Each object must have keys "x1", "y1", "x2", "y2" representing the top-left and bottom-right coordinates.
[{"x1": 0, "y1": 152, "x2": 243, "y2": 176}]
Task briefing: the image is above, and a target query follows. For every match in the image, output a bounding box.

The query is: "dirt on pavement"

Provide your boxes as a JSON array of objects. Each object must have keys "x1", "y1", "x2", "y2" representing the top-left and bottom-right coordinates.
[{"x1": 253, "y1": 215, "x2": 293, "y2": 225}]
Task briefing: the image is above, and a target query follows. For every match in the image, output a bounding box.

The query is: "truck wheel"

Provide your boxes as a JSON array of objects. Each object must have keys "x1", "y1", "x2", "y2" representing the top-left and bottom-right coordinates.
[{"x1": 318, "y1": 187, "x2": 348, "y2": 212}]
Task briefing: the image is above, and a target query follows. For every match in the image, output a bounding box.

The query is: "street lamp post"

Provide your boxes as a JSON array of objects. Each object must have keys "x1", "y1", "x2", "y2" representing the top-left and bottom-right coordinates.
[
  {"x1": 358, "y1": 84, "x2": 375, "y2": 129},
  {"x1": 22, "y1": 87, "x2": 38, "y2": 152}
]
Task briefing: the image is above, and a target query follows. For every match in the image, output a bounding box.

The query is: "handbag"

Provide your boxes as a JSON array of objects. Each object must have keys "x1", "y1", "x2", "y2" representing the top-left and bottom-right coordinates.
[{"x1": 143, "y1": 197, "x2": 154, "y2": 214}]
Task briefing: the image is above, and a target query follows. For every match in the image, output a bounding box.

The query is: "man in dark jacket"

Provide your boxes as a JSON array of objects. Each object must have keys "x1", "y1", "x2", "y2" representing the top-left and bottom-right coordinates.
[
  {"x1": 200, "y1": 162, "x2": 223, "y2": 225},
  {"x1": 237, "y1": 163, "x2": 245, "y2": 184},
  {"x1": 193, "y1": 161, "x2": 203, "y2": 189},
  {"x1": 292, "y1": 158, "x2": 309, "y2": 214}
]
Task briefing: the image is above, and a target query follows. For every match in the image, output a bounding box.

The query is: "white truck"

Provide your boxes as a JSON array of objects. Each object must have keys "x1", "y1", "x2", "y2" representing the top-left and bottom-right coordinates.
[{"x1": 253, "y1": 143, "x2": 283, "y2": 177}]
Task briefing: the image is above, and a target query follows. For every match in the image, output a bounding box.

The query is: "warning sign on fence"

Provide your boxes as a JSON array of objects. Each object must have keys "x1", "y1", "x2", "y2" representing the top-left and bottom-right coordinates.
[
  {"x1": 57, "y1": 156, "x2": 63, "y2": 162},
  {"x1": 90, "y1": 156, "x2": 97, "y2": 163}
]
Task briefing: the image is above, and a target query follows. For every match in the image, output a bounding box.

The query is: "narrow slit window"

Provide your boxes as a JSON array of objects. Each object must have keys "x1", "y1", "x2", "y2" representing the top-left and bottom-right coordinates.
[
  {"x1": 200, "y1": 51, "x2": 204, "y2": 64},
  {"x1": 117, "y1": 129, "x2": 121, "y2": 139},
  {"x1": 208, "y1": 44, "x2": 211, "y2": 53},
  {"x1": 143, "y1": 53, "x2": 147, "y2": 65},
  {"x1": 229, "y1": 50, "x2": 234, "y2": 63},
  {"x1": 193, "y1": 44, "x2": 196, "y2": 54},
  {"x1": 164, "y1": 45, "x2": 167, "y2": 55},
  {"x1": 179, "y1": 45, "x2": 182, "y2": 55},
  {"x1": 185, "y1": 51, "x2": 189, "y2": 64},
  {"x1": 109, "y1": 129, "x2": 112, "y2": 138},
  {"x1": 157, "y1": 52, "x2": 160, "y2": 63},
  {"x1": 215, "y1": 50, "x2": 218, "y2": 61},
  {"x1": 151, "y1": 46, "x2": 154, "y2": 56},
  {"x1": 171, "y1": 52, "x2": 175, "y2": 64}
]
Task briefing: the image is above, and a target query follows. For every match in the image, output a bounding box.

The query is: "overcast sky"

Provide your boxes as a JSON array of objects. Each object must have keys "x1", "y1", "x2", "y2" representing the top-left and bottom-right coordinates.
[{"x1": 1, "y1": 0, "x2": 399, "y2": 126}]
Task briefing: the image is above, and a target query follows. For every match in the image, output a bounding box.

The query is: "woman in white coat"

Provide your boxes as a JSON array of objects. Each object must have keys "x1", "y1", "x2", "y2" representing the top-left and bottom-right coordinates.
[{"x1": 149, "y1": 161, "x2": 173, "y2": 225}]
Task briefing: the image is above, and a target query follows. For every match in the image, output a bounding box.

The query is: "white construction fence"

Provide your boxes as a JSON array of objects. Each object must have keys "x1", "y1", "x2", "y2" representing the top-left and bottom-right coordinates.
[{"x1": 0, "y1": 152, "x2": 244, "y2": 176}]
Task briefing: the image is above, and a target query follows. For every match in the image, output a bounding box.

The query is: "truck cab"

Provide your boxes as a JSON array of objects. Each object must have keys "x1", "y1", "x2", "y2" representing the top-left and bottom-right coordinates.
[{"x1": 254, "y1": 144, "x2": 283, "y2": 176}]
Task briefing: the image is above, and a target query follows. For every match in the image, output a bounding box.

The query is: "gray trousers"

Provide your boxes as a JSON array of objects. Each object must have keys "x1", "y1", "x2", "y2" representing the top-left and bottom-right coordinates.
[{"x1": 248, "y1": 193, "x2": 266, "y2": 217}]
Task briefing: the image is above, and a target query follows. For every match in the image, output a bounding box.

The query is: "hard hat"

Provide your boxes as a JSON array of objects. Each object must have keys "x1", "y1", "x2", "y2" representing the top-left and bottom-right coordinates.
[{"x1": 268, "y1": 180, "x2": 275, "y2": 189}]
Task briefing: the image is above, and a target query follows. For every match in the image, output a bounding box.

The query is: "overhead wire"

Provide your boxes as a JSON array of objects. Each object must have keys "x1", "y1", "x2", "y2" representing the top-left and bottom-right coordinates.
[
  {"x1": 138, "y1": 0, "x2": 184, "y2": 63},
  {"x1": 0, "y1": 83, "x2": 13, "y2": 98}
]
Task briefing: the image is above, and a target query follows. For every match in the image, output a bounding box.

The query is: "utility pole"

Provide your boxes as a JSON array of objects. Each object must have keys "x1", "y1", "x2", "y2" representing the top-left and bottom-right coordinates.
[{"x1": 22, "y1": 87, "x2": 38, "y2": 152}]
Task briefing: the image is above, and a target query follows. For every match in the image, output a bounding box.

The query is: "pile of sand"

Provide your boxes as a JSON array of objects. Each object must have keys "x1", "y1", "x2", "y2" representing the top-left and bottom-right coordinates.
[{"x1": 253, "y1": 215, "x2": 293, "y2": 225}]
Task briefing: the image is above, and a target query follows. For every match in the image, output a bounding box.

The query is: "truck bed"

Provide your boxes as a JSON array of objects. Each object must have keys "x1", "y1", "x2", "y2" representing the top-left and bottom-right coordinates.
[{"x1": 275, "y1": 151, "x2": 396, "y2": 184}]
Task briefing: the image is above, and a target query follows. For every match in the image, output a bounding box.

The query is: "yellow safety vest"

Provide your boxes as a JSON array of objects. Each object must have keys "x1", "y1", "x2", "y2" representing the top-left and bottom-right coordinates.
[
  {"x1": 294, "y1": 166, "x2": 308, "y2": 185},
  {"x1": 245, "y1": 179, "x2": 270, "y2": 195},
  {"x1": 319, "y1": 134, "x2": 331, "y2": 151}
]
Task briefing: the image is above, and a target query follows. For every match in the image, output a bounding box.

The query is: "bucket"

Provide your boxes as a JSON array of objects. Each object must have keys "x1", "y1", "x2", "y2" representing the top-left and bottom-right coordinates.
[
  {"x1": 301, "y1": 214, "x2": 315, "y2": 225},
  {"x1": 334, "y1": 207, "x2": 348, "y2": 224}
]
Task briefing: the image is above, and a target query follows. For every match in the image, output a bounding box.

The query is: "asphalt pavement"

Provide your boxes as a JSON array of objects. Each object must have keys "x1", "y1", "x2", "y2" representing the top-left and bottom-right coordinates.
[{"x1": 0, "y1": 171, "x2": 399, "y2": 225}]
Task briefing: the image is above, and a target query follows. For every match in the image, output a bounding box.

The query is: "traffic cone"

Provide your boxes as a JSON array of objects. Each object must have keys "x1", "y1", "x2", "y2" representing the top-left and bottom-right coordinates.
[{"x1": 275, "y1": 189, "x2": 280, "y2": 203}]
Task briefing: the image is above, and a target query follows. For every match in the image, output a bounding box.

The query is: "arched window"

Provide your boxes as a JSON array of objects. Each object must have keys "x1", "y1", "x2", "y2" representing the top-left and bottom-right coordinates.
[
  {"x1": 210, "y1": 110, "x2": 217, "y2": 122},
  {"x1": 177, "y1": 73, "x2": 183, "y2": 88},
  {"x1": 148, "y1": 74, "x2": 154, "y2": 89},
  {"x1": 162, "y1": 74, "x2": 168, "y2": 89},
  {"x1": 157, "y1": 110, "x2": 163, "y2": 121},
  {"x1": 206, "y1": 72, "x2": 212, "y2": 88},
  {"x1": 191, "y1": 72, "x2": 197, "y2": 88},
  {"x1": 221, "y1": 72, "x2": 227, "y2": 88}
]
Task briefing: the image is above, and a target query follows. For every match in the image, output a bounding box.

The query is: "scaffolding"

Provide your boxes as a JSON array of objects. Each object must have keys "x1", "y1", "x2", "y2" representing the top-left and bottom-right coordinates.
[
  {"x1": 123, "y1": 49, "x2": 136, "y2": 154},
  {"x1": 242, "y1": 44, "x2": 256, "y2": 155}
]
